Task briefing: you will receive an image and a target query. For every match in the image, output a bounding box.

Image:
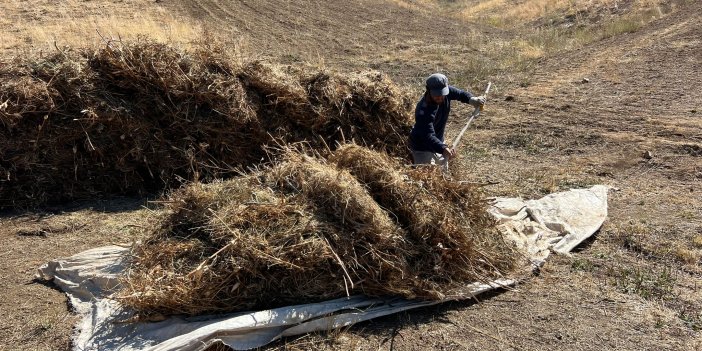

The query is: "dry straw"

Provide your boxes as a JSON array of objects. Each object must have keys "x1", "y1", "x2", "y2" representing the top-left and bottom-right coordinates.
[
  {"x1": 1, "y1": 40, "x2": 520, "y2": 317},
  {"x1": 118, "y1": 145, "x2": 519, "y2": 316},
  {"x1": 0, "y1": 41, "x2": 413, "y2": 208}
]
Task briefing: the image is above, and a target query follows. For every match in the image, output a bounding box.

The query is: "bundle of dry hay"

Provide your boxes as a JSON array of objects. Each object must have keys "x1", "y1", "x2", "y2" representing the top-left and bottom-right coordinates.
[
  {"x1": 118, "y1": 144, "x2": 520, "y2": 316},
  {"x1": 0, "y1": 41, "x2": 412, "y2": 208}
]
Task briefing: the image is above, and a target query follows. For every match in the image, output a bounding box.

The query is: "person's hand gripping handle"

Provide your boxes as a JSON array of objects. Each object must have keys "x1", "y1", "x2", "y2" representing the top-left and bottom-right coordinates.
[
  {"x1": 451, "y1": 82, "x2": 492, "y2": 151},
  {"x1": 469, "y1": 82, "x2": 491, "y2": 111}
]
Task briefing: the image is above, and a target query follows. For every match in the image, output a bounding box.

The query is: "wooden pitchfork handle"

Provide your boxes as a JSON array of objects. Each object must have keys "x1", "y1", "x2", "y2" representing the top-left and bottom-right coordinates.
[{"x1": 451, "y1": 82, "x2": 491, "y2": 150}]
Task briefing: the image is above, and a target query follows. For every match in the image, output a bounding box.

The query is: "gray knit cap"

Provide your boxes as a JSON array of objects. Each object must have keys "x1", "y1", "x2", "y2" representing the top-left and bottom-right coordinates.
[{"x1": 426, "y1": 73, "x2": 449, "y2": 96}]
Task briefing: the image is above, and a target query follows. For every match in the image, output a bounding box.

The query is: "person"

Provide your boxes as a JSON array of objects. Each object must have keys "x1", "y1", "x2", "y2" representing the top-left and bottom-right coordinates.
[{"x1": 409, "y1": 73, "x2": 485, "y2": 170}]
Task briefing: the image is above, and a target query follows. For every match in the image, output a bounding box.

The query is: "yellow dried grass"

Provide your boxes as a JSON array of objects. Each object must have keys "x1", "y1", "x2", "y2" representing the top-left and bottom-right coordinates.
[
  {"x1": 118, "y1": 145, "x2": 520, "y2": 316},
  {"x1": 0, "y1": 41, "x2": 413, "y2": 208}
]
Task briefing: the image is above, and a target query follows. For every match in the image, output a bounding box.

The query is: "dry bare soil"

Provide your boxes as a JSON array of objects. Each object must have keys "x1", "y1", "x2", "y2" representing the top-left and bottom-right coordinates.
[{"x1": 1, "y1": 1, "x2": 700, "y2": 350}]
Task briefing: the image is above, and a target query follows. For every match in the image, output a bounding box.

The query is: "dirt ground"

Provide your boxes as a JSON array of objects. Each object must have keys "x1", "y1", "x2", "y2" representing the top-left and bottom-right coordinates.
[{"x1": 1, "y1": 1, "x2": 700, "y2": 350}]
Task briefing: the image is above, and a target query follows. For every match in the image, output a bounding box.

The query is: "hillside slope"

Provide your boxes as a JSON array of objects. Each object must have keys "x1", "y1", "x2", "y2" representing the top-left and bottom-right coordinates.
[
  {"x1": 0, "y1": 1, "x2": 700, "y2": 350},
  {"x1": 162, "y1": 0, "x2": 499, "y2": 82},
  {"x1": 436, "y1": 2, "x2": 702, "y2": 350}
]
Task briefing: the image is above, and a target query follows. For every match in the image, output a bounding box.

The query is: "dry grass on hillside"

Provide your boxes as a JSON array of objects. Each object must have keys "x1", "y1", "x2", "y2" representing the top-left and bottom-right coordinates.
[
  {"x1": 2, "y1": 1, "x2": 701, "y2": 350},
  {"x1": 458, "y1": 0, "x2": 670, "y2": 24},
  {"x1": 0, "y1": 0, "x2": 203, "y2": 52},
  {"x1": 438, "y1": 0, "x2": 685, "y2": 84}
]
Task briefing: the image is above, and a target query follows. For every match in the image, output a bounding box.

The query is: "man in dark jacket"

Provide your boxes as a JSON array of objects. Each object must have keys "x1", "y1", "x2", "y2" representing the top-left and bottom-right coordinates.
[{"x1": 409, "y1": 73, "x2": 485, "y2": 170}]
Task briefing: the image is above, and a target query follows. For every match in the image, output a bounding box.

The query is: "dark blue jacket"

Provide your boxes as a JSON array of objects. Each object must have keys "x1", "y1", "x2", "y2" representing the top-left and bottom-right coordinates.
[{"x1": 409, "y1": 86, "x2": 473, "y2": 153}]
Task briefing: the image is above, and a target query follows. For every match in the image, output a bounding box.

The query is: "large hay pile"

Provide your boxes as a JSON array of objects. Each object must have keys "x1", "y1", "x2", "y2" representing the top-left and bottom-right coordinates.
[
  {"x1": 118, "y1": 144, "x2": 520, "y2": 316},
  {"x1": 0, "y1": 42, "x2": 412, "y2": 208}
]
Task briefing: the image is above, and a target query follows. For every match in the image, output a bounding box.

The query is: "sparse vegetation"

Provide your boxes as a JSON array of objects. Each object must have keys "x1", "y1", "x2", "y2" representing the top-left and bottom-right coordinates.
[
  {"x1": 446, "y1": 0, "x2": 681, "y2": 85},
  {"x1": 2, "y1": 0, "x2": 701, "y2": 350},
  {"x1": 493, "y1": 130, "x2": 557, "y2": 154},
  {"x1": 611, "y1": 222, "x2": 656, "y2": 255},
  {"x1": 570, "y1": 257, "x2": 595, "y2": 272},
  {"x1": 609, "y1": 222, "x2": 702, "y2": 265},
  {"x1": 0, "y1": 0, "x2": 203, "y2": 53},
  {"x1": 679, "y1": 310, "x2": 702, "y2": 331},
  {"x1": 693, "y1": 235, "x2": 702, "y2": 248},
  {"x1": 674, "y1": 246, "x2": 701, "y2": 265},
  {"x1": 612, "y1": 265, "x2": 677, "y2": 300}
]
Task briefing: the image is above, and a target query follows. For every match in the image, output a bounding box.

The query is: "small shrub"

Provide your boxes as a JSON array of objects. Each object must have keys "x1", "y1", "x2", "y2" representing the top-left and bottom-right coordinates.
[
  {"x1": 613, "y1": 266, "x2": 677, "y2": 300},
  {"x1": 571, "y1": 258, "x2": 595, "y2": 272}
]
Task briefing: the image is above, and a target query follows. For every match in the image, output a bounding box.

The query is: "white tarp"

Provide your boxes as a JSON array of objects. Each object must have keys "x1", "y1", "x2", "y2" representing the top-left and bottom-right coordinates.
[{"x1": 37, "y1": 185, "x2": 609, "y2": 351}]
